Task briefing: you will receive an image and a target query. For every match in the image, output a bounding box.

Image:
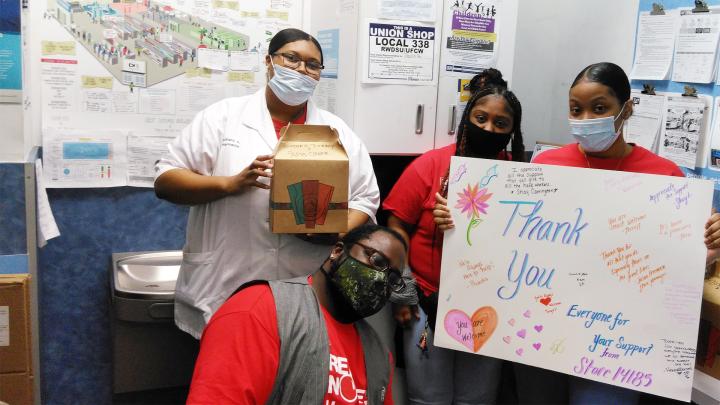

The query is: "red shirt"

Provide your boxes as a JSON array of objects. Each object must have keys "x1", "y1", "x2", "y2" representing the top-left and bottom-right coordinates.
[
  {"x1": 187, "y1": 277, "x2": 393, "y2": 405},
  {"x1": 272, "y1": 108, "x2": 307, "y2": 139},
  {"x1": 382, "y1": 145, "x2": 455, "y2": 295},
  {"x1": 532, "y1": 143, "x2": 684, "y2": 176}
]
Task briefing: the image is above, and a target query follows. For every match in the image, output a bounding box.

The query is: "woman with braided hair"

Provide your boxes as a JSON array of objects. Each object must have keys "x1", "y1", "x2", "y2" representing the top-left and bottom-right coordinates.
[{"x1": 383, "y1": 70, "x2": 524, "y2": 404}]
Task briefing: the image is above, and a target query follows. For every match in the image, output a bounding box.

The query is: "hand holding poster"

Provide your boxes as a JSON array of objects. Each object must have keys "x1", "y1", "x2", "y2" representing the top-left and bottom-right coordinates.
[{"x1": 435, "y1": 157, "x2": 712, "y2": 401}]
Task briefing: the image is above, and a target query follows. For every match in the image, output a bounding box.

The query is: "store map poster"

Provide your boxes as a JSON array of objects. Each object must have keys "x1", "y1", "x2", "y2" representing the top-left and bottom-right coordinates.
[
  {"x1": 0, "y1": 0, "x2": 22, "y2": 103},
  {"x1": 435, "y1": 157, "x2": 712, "y2": 402},
  {"x1": 38, "y1": 0, "x2": 301, "y2": 187}
]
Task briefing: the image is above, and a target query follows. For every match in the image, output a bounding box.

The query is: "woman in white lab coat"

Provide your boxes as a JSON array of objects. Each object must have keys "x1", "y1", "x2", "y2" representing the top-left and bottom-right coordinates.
[{"x1": 154, "y1": 28, "x2": 380, "y2": 339}]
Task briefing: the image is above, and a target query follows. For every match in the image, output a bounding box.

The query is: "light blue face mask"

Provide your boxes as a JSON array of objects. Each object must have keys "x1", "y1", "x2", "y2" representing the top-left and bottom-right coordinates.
[
  {"x1": 568, "y1": 103, "x2": 628, "y2": 153},
  {"x1": 268, "y1": 62, "x2": 318, "y2": 106}
]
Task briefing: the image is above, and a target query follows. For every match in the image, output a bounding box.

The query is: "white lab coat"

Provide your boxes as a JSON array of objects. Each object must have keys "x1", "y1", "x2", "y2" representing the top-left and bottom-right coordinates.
[{"x1": 155, "y1": 89, "x2": 380, "y2": 338}]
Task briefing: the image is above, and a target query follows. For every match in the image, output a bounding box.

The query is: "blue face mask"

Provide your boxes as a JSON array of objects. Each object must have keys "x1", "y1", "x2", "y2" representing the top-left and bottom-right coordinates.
[
  {"x1": 268, "y1": 62, "x2": 318, "y2": 106},
  {"x1": 568, "y1": 104, "x2": 627, "y2": 153}
]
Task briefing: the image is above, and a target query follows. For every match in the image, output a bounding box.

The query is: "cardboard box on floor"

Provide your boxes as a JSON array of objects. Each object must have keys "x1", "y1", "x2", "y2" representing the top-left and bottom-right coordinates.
[
  {"x1": 0, "y1": 275, "x2": 31, "y2": 374},
  {"x1": 0, "y1": 275, "x2": 33, "y2": 405},
  {"x1": 270, "y1": 125, "x2": 349, "y2": 234},
  {"x1": 0, "y1": 372, "x2": 33, "y2": 405}
]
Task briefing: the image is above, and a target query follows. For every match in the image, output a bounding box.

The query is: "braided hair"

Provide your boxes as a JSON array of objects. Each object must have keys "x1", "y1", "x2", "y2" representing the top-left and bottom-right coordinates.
[
  {"x1": 466, "y1": 68, "x2": 507, "y2": 92},
  {"x1": 440, "y1": 85, "x2": 525, "y2": 197}
]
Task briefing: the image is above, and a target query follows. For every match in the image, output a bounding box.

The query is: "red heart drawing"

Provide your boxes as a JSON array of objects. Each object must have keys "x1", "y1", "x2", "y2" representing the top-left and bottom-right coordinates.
[{"x1": 539, "y1": 297, "x2": 551, "y2": 306}]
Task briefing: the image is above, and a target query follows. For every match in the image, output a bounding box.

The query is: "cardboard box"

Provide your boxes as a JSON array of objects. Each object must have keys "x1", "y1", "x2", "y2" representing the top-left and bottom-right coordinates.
[
  {"x1": 0, "y1": 275, "x2": 31, "y2": 374},
  {"x1": 270, "y1": 125, "x2": 349, "y2": 234},
  {"x1": 0, "y1": 372, "x2": 33, "y2": 405}
]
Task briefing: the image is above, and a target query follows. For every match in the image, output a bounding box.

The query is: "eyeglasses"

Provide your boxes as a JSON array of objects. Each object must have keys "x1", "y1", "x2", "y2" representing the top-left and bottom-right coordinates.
[
  {"x1": 354, "y1": 242, "x2": 405, "y2": 292},
  {"x1": 273, "y1": 52, "x2": 324, "y2": 75}
]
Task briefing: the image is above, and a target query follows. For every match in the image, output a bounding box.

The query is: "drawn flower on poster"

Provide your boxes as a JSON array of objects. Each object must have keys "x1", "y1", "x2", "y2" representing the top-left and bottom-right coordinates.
[{"x1": 455, "y1": 183, "x2": 492, "y2": 246}]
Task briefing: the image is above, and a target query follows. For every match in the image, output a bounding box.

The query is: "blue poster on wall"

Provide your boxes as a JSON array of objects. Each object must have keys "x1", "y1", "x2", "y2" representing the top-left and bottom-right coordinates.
[
  {"x1": 0, "y1": 0, "x2": 22, "y2": 103},
  {"x1": 317, "y1": 28, "x2": 339, "y2": 79}
]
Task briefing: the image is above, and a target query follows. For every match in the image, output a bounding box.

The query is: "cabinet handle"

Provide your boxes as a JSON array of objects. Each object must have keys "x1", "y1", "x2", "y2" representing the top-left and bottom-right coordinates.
[
  {"x1": 448, "y1": 105, "x2": 457, "y2": 135},
  {"x1": 415, "y1": 104, "x2": 424, "y2": 134}
]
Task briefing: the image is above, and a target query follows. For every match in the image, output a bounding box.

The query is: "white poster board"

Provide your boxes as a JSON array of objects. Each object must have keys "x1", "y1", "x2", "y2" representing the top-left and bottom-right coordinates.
[{"x1": 435, "y1": 157, "x2": 713, "y2": 402}]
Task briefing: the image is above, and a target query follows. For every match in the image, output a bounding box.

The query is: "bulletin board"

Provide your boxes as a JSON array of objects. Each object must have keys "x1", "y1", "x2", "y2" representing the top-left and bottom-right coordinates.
[
  {"x1": 632, "y1": 0, "x2": 720, "y2": 208},
  {"x1": 38, "y1": 0, "x2": 303, "y2": 188}
]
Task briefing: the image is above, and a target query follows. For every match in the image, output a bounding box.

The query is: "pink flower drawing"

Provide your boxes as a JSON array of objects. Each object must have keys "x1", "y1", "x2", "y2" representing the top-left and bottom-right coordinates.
[
  {"x1": 456, "y1": 183, "x2": 492, "y2": 219},
  {"x1": 455, "y1": 183, "x2": 493, "y2": 246}
]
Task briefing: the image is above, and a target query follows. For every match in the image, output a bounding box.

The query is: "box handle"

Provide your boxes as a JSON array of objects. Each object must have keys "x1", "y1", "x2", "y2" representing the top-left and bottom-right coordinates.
[
  {"x1": 448, "y1": 105, "x2": 457, "y2": 135},
  {"x1": 415, "y1": 104, "x2": 424, "y2": 134}
]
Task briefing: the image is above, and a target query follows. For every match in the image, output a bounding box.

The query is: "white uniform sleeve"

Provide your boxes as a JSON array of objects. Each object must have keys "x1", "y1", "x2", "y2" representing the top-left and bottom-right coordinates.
[
  {"x1": 343, "y1": 126, "x2": 380, "y2": 223},
  {"x1": 154, "y1": 102, "x2": 226, "y2": 179}
]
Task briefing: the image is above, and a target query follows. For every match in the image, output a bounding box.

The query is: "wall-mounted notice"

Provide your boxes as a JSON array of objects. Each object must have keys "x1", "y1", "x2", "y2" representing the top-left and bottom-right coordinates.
[
  {"x1": 624, "y1": 90, "x2": 667, "y2": 152},
  {"x1": 317, "y1": 29, "x2": 339, "y2": 79},
  {"x1": 630, "y1": 12, "x2": 678, "y2": 81},
  {"x1": 378, "y1": 0, "x2": 435, "y2": 22},
  {"x1": 659, "y1": 94, "x2": 708, "y2": 169},
  {"x1": 363, "y1": 19, "x2": 436, "y2": 85},
  {"x1": 38, "y1": 0, "x2": 302, "y2": 187},
  {"x1": 435, "y1": 157, "x2": 712, "y2": 402},
  {"x1": 43, "y1": 129, "x2": 127, "y2": 188},
  {"x1": 441, "y1": 0, "x2": 499, "y2": 76},
  {"x1": 0, "y1": 0, "x2": 23, "y2": 103},
  {"x1": 672, "y1": 12, "x2": 720, "y2": 84}
]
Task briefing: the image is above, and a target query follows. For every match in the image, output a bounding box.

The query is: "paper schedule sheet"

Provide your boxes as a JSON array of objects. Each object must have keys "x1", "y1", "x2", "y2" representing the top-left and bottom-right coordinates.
[
  {"x1": 624, "y1": 91, "x2": 667, "y2": 152},
  {"x1": 672, "y1": 12, "x2": 720, "y2": 83},
  {"x1": 630, "y1": 12, "x2": 678, "y2": 80}
]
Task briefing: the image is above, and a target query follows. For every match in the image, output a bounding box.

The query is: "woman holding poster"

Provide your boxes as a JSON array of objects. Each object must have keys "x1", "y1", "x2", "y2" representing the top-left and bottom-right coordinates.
[
  {"x1": 433, "y1": 62, "x2": 720, "y2": 404},
  {"x1": 384, "y1": 69, "x2": 525, "y2": 404}
]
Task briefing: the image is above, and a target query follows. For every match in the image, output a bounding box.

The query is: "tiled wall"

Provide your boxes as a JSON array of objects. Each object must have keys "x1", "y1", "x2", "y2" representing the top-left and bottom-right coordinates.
[{"x1": 37, "y1": 188, "x2": 188, "y2": 405}]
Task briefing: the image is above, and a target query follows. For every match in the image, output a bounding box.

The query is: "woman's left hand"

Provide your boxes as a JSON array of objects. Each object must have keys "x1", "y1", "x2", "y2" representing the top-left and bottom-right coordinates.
[
  {"x1": 433, "y1": 193, "x2": 454, "y2": 231},
  {"x1": 706, "y1": 210, "x2": 720, "y2": 264}
]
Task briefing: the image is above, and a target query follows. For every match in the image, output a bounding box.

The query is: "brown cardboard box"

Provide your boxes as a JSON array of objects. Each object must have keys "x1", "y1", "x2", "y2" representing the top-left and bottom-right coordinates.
[
  {"x1": 0, "y1": 275, "x2": 31, "y2": 374},
  {"x1": 0, "y1": 372, "x2": 33, "y2": 405},
  {"x1": 270, "y1": 125, "x2": 349, "y2": 234}
]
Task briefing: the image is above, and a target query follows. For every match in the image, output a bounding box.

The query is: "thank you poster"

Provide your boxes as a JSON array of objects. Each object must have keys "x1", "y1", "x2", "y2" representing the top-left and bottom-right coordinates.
[{"x1": 435, "y1": 156, "x2": 712, "y2": 401}]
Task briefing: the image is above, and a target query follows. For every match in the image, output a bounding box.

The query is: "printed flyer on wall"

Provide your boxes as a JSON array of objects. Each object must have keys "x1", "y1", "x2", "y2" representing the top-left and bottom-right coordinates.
[
  {"x1": 435, "y1": 157, "x2": 712, "y2": 401},
  {"x1": 363, "y1": 19, "x2": 436, "y2": 85},
  {"x1": 0, "y1": 0, "x2": 23, "y2": 103},
  {"x1": 441, "y1": 0, "x2": 499, "y2": 76}
]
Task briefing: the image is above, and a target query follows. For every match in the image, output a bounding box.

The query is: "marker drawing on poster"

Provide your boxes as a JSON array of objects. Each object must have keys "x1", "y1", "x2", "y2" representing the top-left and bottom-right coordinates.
[{"x1": 434, "y1": 157, "x2": 712, "y2": 402}]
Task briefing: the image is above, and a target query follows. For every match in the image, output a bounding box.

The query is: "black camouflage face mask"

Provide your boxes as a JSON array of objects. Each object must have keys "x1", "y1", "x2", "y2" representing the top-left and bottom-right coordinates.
[{"x1": 326, "y1": 254, "x2": 390, "y2": 319}]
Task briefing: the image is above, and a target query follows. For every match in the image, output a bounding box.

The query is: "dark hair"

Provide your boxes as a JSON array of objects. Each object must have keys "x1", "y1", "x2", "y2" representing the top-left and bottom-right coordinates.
[
  {"x1": 341, "y1": 224, "x2": 408, "y2": 252},
  {"x1": 268, "y1": 28, "x2": 324, "y2": 64},
  {"x1": 466, "y1": 68, "x2": 507, "y2": 93},
  {"x1": 440, "y1": 85, "x2": 525, "y2": 196},
  {"x1": 571, "y1": 62, "x2": 630, "y2": 104}
]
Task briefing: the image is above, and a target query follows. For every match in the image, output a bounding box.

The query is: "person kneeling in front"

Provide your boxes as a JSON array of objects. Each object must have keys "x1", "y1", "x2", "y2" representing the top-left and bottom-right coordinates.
[{"x1": 187, "y1": 224, "x2": 407, "y2": 404}]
